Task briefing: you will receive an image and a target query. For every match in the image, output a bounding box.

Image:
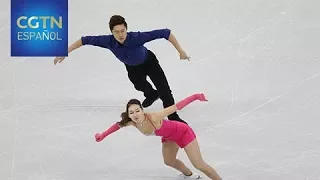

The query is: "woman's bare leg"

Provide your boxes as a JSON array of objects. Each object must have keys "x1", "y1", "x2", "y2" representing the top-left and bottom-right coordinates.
[
  {"x1": 184, "y1": 139, "x2": 221, "y2": 180},
  {"x1": 162, "y1": 141, "x2": 192, "y2": 175}
]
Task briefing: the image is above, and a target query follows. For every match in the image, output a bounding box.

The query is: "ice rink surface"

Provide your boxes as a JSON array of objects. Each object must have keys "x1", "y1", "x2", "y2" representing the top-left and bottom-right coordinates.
[{"x1": 1, "y1": 0, "x2": 320, "y2": 179}]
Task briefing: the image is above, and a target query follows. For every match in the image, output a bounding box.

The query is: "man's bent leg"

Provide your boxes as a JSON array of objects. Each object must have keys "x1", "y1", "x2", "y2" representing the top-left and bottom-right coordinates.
[
  {"x1": 125, "y1": 64, "x2": 158, "y2": 101},
  {"x1": 145, "y1": 50, "x2": 187, "y2": 124}
]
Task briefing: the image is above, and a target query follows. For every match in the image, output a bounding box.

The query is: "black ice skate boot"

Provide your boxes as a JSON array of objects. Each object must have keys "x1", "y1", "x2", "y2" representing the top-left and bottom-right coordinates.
[{"x1": 142, "y1": 92, "x2": 159, "y2": 108}]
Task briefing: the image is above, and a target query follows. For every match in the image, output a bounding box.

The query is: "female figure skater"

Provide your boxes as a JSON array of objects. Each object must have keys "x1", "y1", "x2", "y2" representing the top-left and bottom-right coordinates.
[{"x1": 95, "y1": 93, "x2": 222, "y2": 180}]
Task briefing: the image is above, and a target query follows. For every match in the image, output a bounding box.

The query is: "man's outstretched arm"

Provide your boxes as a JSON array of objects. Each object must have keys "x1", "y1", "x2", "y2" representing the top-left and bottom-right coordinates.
[
  {"x1": 135, "y1": 29, "x2": 190, "y2": 60},
  {"x1": 54, "y1": 35, "x2": 111, "y2": 65},
  {"x1": 167, "y1": 32, "x2": 184, "y2": 53}
]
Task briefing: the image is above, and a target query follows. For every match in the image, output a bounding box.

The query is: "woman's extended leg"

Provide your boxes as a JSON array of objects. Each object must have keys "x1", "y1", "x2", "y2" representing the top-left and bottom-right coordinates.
[
  {"x1": 184, "y1": 139, "x2": 222, "y2": 180},
  {"x1": 162, "y1": 141, "x2": 192, "y2": 175}
]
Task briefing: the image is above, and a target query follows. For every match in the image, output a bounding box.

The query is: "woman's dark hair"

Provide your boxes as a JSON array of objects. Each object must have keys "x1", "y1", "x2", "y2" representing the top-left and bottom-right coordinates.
[
  {"x1": 118, "y1": 99, "x2": 142, "y2": 127},
  {"x1": 109, "y1": 15, "x2": 127, "y2": 31}
]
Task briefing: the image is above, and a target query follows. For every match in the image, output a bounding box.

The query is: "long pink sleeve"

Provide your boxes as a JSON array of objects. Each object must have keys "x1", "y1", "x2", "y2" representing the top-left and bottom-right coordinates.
[
  {"x1": 95, "y1": 122, "x2": 121, "y2": 142},
  {"x1": 176, "y1": 93, "x2": 208, "y2": 110}
]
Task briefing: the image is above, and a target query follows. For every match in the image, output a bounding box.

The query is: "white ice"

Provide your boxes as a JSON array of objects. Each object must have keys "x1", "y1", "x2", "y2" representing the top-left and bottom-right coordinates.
[{"x1": 1, "y1": 0, "x2": 320, "y2": 179}]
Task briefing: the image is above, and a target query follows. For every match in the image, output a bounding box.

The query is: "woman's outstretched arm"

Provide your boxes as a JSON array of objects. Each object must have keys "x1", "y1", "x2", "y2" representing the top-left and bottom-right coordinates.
[
  {"x1": 155, "y1": 93, "x2": 208, "y2": 120},
  {"x1": 95, "y1": 121, "x2": 134, "y2": 142}
]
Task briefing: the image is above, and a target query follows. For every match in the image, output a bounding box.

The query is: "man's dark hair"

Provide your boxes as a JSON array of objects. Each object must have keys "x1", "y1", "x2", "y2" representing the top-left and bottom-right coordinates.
[{"x1": 109, "y1": 15, "x2": 127, "y2": 31}]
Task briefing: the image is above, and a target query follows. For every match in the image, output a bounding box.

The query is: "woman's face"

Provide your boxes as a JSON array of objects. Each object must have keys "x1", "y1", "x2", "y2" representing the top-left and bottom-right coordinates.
[{"x1": 128, "y1": 104, "x2": 144, "y2": 123}]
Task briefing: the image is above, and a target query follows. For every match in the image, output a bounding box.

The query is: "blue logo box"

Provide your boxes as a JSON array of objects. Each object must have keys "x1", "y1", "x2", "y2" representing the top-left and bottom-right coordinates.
[{"x1": 11, "y1": 0, "x2": 68, "y2": 57}]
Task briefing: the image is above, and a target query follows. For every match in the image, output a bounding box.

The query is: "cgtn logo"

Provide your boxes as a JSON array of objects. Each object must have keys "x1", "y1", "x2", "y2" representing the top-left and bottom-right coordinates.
[
  {"x1": 10, "y1": 0, "x2": 68, "y2": 56},
  {"x1": 16, "y1": 16, "x2": 63, "y2": 41}
]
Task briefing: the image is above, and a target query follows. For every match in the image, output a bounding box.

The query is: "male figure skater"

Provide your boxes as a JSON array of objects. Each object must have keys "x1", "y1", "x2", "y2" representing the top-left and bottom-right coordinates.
[{"x1": 54, "y1": 15, "x2": 190, "y2": 123}]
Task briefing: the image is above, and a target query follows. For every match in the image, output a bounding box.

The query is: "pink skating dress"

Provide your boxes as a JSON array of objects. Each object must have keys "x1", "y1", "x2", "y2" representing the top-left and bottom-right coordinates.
[{"x1": 145, "y1": 114, "x2": 196, "y2": 148}]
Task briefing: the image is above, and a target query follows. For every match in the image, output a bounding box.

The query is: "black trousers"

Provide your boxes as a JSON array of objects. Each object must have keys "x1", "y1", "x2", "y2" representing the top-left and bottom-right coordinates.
[{"x1": 125, "y1": 50, "x2": 182, "y2": 121}]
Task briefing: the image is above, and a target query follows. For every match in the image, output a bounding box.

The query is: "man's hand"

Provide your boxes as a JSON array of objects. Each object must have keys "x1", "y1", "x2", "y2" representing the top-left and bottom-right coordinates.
[
  {"x1": 54, "y1": 57, "x2": 66, "y2": 65},
  {"x1": 179, "y1": 50, "x2": 190, "y2": 61},
  {"x1": 167, "y1": 33, "x2": 190, "y2": 61}
]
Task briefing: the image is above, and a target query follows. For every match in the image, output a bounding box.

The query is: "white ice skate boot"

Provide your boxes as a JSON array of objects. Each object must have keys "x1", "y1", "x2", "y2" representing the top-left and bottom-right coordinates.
[{"x1": 179, "y1": 172, "x2": 202, "y2": 179}]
